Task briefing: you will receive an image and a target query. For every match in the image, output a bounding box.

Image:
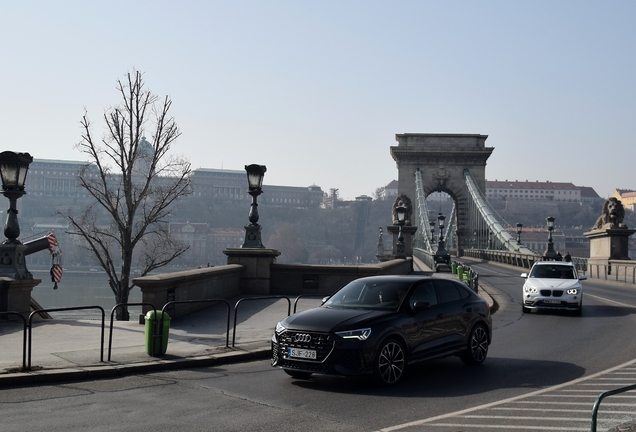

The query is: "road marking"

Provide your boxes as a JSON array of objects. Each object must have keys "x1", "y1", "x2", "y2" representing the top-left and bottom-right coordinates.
[
  {"x1": 422, "y1": 424, "x2": 586, "y2": 430},
  {"x1": 585, "y1": 293, "x2": 636, "y2": 309},
  {"x1": 378, "y1": 357, "x2": 636, "y2": 431}
]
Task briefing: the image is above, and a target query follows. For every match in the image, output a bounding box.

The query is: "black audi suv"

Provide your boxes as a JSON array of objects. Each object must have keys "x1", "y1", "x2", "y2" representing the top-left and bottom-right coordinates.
[{"x1": 271, "y1": 275, "x2": 492, "y2": 385}]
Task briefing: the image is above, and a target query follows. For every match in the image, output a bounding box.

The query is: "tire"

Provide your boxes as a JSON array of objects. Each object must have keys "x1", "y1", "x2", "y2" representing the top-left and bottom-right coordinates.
[
  {"x1": 284, "y1": 370, "x2": 312, "y2": 379},
  {"x1": 374, "y1": 338, "x2": 406, "y2": 385},
  {"x1": 460, "y1": 325, "x2": 489, "y2": 366},
  {"x1": 522, "y1": 305, "x2": 531, "y2": 313}
]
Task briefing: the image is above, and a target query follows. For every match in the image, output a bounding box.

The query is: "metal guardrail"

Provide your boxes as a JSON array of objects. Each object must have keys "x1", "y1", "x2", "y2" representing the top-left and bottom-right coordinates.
[
  {"x1": 0, "y1": 312, "x2": 28, "y2": 371},
  {"x1": 232, "y1": 296, "x2": 291, "y2": 347},
  {"x1": 4, "y1": 294, "x2": 358, "y2": 369},
  {"x1": 161, "y1": 299, "x2": 231, "y2": 348},
  {"x1": 27, "y1": 306, "x2": 105, "y2": 370},
  {"x1": 591, "y1": 383, "x2": 636, "y2": 432},
  {"x1": 292, "y1": 294, "x2": 329, "y2": 314},
  {"x1": 109, "y1": 303, "x2": 157, "y2": 361}
]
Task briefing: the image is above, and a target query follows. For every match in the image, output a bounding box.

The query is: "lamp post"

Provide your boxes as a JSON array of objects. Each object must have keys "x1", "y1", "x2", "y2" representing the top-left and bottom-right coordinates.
[
  {"x1": 377, "y1": 227, "x2": 384, "y2": 256},
  {"x1": 473, "y1": 229, "x2": 477, "y2": 249},
  {"x1": 429, "y1": 220, "x2": 436, "y2": 244},
  {"x1": 0, "y1": 151, "x2": 33, "y2": 279},
  {"x1": 544, "y1": 216, "x2": 558, "y2": 260},
  {"x1": 516, "y1": 223, "x2": 523, "y2": 245},
  {"x1": 241, "y1": 164, "x2": 266, "y2": 248},
  {"x1": 395, "y1": 205, "x2": 406, "y2": 258},
  {"x1": 435, "y1": 213, "x2": 447, "y2": 256}
]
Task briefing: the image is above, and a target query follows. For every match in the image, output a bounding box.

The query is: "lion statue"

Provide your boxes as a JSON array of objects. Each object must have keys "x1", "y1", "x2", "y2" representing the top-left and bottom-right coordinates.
[
  {"x1": 592, "y1": 197, "x2": 627, "y2": 230},
  {"x1": 392, "y1": 194, "x2": 412, "y2": 226}
]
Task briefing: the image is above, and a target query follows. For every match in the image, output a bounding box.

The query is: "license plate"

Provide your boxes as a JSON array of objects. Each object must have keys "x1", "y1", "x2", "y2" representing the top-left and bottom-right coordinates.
[
  {"x1": 287, "y1": 348, "x2": 317, "y2": 359},
  {"x1": 543, "y1": 299, "x2": 561, "y2": 304}
]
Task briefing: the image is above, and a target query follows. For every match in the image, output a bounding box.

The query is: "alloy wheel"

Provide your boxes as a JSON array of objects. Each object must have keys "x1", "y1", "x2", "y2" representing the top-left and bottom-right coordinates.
[
  {"x1": 461, "y1": 325, "x2": 489, "y2": 365},
  {"x1": 376, "y1": 340, "x2": 406, "y2": 385}
]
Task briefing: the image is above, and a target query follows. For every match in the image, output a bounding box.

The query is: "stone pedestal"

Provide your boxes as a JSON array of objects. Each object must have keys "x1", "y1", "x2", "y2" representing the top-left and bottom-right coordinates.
[
  {"x1": 584, "y1": 228, "x2": 635, "y2": 271},
  {"x1": 387, "y1": 225, "x2": 418, "y2": 258},
  {"x1": 585, "y1": 228, "x2": 635, "y2": 260},
  {"x1": 223, "y1": 248, "x2": 281, "y2": 294},
  {"x1": 0, "y1": 277, "x2": 42, "y2": 318}
]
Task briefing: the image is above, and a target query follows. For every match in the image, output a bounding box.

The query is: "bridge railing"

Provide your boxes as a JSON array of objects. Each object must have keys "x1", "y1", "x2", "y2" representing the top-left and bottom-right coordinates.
[{"x1": 462, "y1": 249, "x2": 539, "y2": 270}]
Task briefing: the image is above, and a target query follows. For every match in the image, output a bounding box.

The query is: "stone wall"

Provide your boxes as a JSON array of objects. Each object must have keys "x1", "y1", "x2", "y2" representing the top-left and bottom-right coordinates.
[
  {"x1": 270, "y1": 258, "x2": 413, "y2": 296},
  {"x1": 134, "y1": 265, "x2": 243, "y2": 318}
]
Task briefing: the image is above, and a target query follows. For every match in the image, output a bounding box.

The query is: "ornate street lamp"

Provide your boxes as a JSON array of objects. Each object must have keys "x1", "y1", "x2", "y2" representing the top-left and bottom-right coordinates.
[
  {"x1": 544, "y1": 216, "x2": 558, "y2": 260},
  {"x1": 473, "y1": 229, "x2": 477, "y2": 249},
  {"x1": 429, "y1": 220, "x2": 436, "y2": 244},
  {"x1": 516, "y1": 223, "x2": 523, "y2": 245},
  {"x1": 395, "y1": 205, "x2": 406, "y2": 258},
  {"x1": 242, "y1": 164, "x2": 266, "y2": 248},
  {"x1": 435, "y1": 213, "x2": 447, "y2": 253},
  {"x1": 0, "y1": 151, "x2": 33, "y2": 244},
  {"x1": 437, "y1": 213, "x2": 446, "y2": 245},
  {"x1": 377, "y1": 227, "x2": 384, "y2": 256},
  {"x1": 0, "y1": 151, "x2": 33, "y2": 279}
]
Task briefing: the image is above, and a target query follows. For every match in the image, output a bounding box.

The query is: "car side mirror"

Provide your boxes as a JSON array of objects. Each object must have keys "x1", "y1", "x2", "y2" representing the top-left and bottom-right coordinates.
[
  {"x1": 413, "y1": 301, "x2": 431, "y2": 311},
  {"x1": 321, "y1": 296, "x2": 331, "y2": 305},
  {"x1": 578, "y1": 275, "x2": 587, "y2": 281},
  {"x1": 520, "y1": 273, "x2": 528, "y2": 278}
]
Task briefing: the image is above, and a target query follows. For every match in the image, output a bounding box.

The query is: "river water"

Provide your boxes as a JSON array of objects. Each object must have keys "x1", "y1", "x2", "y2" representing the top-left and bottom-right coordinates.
[{"x1": 31, "y1": 269, "x2": 143, "y2": 319}]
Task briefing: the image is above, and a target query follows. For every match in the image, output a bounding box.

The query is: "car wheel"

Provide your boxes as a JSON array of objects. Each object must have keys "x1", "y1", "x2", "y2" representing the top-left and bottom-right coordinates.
[
  {"x1": 374, "y1": 338, "x2": 406, "y2": 385},
  {"x1": 460, "y1": 325, "x2": 489, "y2": 366},
  {"x1": 284, "y1": 370, "x2": 312, "y2": 379},
  {"x1": 522, "y1": 305, "x2": 531, "y2": 313}
]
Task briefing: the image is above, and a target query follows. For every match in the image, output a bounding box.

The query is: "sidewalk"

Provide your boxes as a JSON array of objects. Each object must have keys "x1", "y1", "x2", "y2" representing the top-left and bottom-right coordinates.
[
  {"x1": 0, "y1": 261, "x2": 496, "y2": 387},
  {"x1": 0, "y1": 296, "x2": 292, "y2": 387}
]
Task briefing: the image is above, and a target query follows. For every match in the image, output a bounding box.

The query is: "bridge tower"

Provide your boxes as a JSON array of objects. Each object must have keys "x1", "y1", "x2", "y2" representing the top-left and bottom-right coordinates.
[{"x1": 390, "y1": 133, "x2": 494, "y2": 256}]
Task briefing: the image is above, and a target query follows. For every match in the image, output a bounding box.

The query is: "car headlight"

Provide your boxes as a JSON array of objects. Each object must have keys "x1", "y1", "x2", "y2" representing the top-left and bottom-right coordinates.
[
  {"x1": 335, "y1": 328, "x2": 371, "y2": 340},
  {"x1": 275, "y1": 322, "x2": 286, "y2": 334},
  {"x1": 567, "y1": 288, "x2": 579, "y2": 295},
  {"x1": 524, "y1": 286, "x2": 538, "y2": 293}
]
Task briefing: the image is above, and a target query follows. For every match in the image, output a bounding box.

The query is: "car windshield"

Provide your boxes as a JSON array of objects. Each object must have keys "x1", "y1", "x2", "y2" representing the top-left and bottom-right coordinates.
[
  {"x1": 324, "y1": 279, "x2": 411, "y2": 311},
  {"x1": 529, "y1": 265, "x2": 576, "y2": 279}
]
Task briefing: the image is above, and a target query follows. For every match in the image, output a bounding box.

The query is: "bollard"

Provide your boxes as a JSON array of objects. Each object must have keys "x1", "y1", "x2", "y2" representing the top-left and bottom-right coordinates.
[
  {"x1": 451, "y1": 262, "x2": 457, "y2": 274},
  {"x1": 457, "y1": 265, "x2": 464, "y2": 280}
]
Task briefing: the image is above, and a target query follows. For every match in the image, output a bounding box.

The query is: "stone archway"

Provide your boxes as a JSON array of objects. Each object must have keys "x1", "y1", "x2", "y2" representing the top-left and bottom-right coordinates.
[{"x1": 390, "y1": 133, "x2": 494, "y2": 255}]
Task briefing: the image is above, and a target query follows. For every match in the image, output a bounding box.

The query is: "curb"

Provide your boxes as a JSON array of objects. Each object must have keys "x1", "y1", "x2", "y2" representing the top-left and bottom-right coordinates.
[{"x1": 0, "y1": 344, "x2": 272, "y2": 388}]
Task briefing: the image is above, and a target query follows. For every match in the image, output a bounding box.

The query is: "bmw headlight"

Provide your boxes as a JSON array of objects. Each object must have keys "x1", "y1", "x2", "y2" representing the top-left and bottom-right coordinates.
[
  {"x1": 275, "y1": 322, "x2": 286, "y2": 334},
  {"x1": 524, "y1": 286, "x2": 538, "y2": 293},
  {"x1": 335, "y1": 328, "x2": 372, "y2": 340},
  {"x1": 567, "y1": 288, "x2": 579, "y2": 295}
]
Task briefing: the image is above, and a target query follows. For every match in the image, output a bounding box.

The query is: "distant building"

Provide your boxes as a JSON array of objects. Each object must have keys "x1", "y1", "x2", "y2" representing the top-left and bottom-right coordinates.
[
  {"x1": 28, "y1": 159, "x2": 89, "y2": 198},
  {"x1": 169, "y1": 222, "x2": 210, "y2": 266},
  {"x1": 507, "y1": 227, "x2": 566, "y2": 256},
  {"x1": 25, "y1": 160, "x2": 323, "y2": 210},
  {"x1": 189, "y1": 168, "x2": 323, "y2": 208},
  {"x1": 486, "y1": 180, "x2": 585, "y2": 202},
  {"x1": 322, "y1": 188, "x2": 340, "y2": 209},
  {"x1": 611, "y1": 189, "x2": 636, "y2": 211},
  {"x1": 208, "y1": 228, "x2": 244, "y2": 265},
  {"x1": 378, "y1": 180, "x2": 398, "y2": 200}
]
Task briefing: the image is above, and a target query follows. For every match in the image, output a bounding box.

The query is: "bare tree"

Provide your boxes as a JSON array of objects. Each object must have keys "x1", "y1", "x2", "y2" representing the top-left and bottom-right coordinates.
[{"x1": 64, "y1": 71, "x2": 191, "y2": 320}]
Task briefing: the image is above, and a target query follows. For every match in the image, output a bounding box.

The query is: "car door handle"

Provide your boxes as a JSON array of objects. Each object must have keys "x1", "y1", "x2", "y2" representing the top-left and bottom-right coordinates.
[
  {"x1": 465, "y1": 308, "x2": 473, "y2": 312},
  {"x1": 437, "y1": 314, "x2": 444, "y2": 318}
]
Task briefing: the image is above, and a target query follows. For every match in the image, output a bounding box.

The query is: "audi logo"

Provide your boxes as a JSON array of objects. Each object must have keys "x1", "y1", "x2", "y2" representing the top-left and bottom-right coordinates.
[{"x1": 294, "y1": 333, "x2": 312, "y2": 343}]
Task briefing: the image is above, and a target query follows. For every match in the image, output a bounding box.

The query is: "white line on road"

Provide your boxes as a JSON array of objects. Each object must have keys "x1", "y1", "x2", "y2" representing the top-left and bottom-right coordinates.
[{"x1": 378, "y1": 357, "x2": 636, "y2": 431}]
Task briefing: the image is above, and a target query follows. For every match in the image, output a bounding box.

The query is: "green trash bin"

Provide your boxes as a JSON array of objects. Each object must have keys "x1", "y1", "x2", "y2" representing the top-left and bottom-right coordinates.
[{"x1": 144, "y1": 310, "x2": 171, "y2": 356}]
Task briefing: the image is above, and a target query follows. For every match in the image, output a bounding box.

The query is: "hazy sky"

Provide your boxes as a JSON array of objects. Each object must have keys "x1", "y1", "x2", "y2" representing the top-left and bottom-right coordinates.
[{"x1": 1, "y1": 1, "x2": 634, "y2": 200}]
